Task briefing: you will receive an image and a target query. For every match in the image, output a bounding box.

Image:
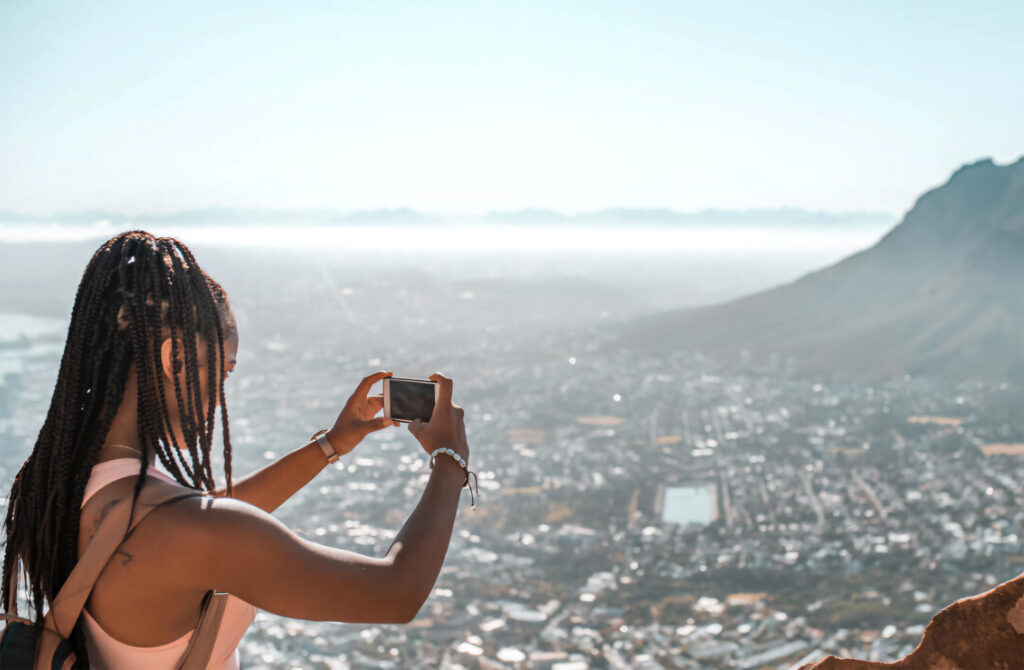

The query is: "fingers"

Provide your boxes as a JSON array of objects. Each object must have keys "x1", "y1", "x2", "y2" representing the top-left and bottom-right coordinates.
[
  {"x1": 359, "y1": 416, "x2": 398, "y2": 436},
  {"x1": 365, "y1": 416, "x2": 397, "y2": 432},
  {"x1": 430, "y1": 372, "x2": 453, "y2": 411},
  {"x1": 409, "y1": 418, "x2": 424, "y2": 437},
  {"x1": 369, "y1": 395, "x2": 384, "y2": 412},
  {"x1": 358, "y1": 371, "x2": 393, "y2": 396}
]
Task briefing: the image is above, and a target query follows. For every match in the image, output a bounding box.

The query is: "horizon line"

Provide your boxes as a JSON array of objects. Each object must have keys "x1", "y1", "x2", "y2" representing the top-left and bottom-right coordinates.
[{"x1": 0, "y1": 205, "x2": 897, "y2": 222}]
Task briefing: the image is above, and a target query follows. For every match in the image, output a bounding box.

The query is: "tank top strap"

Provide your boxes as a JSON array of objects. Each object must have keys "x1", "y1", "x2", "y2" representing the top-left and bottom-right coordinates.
[{"x1": 81, "y1": 458, "x2": 178, "y2": 507}]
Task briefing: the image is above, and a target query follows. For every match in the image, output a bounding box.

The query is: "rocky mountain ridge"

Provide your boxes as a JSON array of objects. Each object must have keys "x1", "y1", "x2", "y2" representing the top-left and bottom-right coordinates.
[{"x1": 615, "y1": 156, "x2": 1024, "y2": 381}]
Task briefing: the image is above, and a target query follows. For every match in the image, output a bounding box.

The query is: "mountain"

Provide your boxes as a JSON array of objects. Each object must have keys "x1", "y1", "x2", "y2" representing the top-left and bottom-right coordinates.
[
  {"x1": 481, "y1": 207, "x2": 891, "y2": 226},
  {"x1": 578, "y1": 207, "x2": 891, "y2": 226},
  {"x1": 614, "y1": 156, "x2": 1024, "y2": 380},
  {"x1": 484, "y1": 208, "x2": 569, "y2": 223},
  {"x1": 0, "y1": 207, "x2": 436, "y2": 225}
]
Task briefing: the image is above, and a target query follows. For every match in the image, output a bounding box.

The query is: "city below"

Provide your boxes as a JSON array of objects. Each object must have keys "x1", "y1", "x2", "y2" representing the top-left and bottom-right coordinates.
[{"x1": 2, "y1": 300, "x2": 1020, "y2": 669}]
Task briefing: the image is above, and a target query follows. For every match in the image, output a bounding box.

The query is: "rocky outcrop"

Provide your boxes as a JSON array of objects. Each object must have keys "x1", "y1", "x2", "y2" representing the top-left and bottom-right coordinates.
[{"x1": 799, "y1": 572, "x2": 1024, "y2": 669}]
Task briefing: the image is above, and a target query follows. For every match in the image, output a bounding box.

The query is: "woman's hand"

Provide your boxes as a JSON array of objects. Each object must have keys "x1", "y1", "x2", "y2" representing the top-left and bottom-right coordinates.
[
  {"x1": 326, "y1": 371, "x2": 398, "y2": 457},
  {"x1": 408, "y1": 373, "x2": 469, "y2": 464}
]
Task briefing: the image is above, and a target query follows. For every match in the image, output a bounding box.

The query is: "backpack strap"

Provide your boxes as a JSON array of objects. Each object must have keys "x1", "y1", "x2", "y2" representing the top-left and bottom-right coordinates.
[
  {"x1": 6, "y1": 561, "x2": 18, "y2": 615},
  {"x1": 176, "y1": 590, "x2": 229, "y2": 670},
  {"x1": 48, "y1": 479, "x2": 202, "y2": 637},
  {"x1": 35, "y1": 478, "x2": 218, "y2": 669}
]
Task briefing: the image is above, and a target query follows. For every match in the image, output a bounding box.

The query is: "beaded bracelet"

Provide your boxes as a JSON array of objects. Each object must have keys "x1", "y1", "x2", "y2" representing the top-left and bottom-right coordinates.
[{"x1": 430, "y1": 447, "x2": 480, "y2": 509}]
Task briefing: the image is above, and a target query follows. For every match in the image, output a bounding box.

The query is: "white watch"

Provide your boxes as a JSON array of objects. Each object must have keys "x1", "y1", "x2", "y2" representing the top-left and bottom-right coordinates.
[{"x1": 312, "y1": 429, "x2": 339, "y2": 464}]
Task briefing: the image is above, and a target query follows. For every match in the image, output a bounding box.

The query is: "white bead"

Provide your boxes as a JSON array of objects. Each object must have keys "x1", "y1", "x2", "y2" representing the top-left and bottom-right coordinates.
[{"x1": 430, "y1": 447, "x2": 466, "y2": 471}]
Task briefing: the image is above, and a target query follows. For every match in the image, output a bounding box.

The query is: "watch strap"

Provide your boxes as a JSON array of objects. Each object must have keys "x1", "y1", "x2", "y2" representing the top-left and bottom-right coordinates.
[{"x1": 313, "y1": 429, "x2": 339, "y2": 464}]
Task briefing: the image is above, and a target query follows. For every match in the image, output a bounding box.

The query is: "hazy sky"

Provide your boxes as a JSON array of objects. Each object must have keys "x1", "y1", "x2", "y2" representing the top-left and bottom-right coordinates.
[{"x1": 1, "y1": 1, "x2": 1021, "y2": 216}]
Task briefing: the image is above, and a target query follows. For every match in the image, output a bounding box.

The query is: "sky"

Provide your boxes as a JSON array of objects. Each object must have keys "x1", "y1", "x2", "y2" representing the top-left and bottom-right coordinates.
[{"x1": 1, "y1": 1, "x2": 1021, "y2": 217}]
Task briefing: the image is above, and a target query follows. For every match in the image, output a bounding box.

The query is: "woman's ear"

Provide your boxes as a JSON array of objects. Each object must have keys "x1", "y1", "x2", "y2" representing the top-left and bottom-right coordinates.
[{"x1": 160, "y1": 337, "x2": 184, "y2": 380}]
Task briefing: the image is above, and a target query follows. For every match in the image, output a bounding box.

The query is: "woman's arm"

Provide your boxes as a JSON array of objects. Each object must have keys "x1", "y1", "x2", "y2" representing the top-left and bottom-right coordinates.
[
  {"x1": 181, "y1": 455, "x2": 466, "y2": 622},
  {"x1": 214, "y1": 371, "x2": 397, "y2": 513},
  {"x1": 214, "y1": 438, "x2": 333, "y2": 513},
  {"x1": 180, "y1": 373, "x2": 471, "y2": 623}
]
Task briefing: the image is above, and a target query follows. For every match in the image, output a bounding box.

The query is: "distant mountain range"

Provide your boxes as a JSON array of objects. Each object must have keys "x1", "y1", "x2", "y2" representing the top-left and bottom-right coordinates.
[
  {"x1": 614, "y1": 156, "x2": 1024, "y2": 381},
  {"x1": 0, "y1": 206, "x2": 892, "y2": 227},
  {"x1": 0, "y1": 207, "x2": 435, "y2": 225}
]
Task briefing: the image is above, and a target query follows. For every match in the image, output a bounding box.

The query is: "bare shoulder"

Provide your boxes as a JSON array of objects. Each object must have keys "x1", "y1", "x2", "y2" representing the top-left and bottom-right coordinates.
[
  {"x1": 152, "y1": 487, "x2": 295, "y2": 547},
  {"x1": 81, "y1": 476, "x2": 289, "y2": 570}
]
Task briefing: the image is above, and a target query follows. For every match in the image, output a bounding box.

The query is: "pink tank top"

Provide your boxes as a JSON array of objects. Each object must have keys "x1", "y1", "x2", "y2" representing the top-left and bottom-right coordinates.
[{"x1": 79, "y1": 459, "x2": 257, "y2": 670}]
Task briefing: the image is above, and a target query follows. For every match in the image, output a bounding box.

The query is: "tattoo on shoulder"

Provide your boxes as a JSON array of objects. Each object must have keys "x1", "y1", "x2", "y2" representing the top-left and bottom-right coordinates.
[
  {"x1": 88, "y1": 498, "x2": 122, "y2": 542},
  {"x1": 88, "y1": 499, "x2": 136, "y2": 565}
]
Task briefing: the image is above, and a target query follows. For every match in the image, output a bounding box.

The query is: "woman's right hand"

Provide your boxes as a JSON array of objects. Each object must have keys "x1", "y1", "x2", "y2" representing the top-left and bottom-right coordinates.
[{"x1": 408, "y1": 372, "x2": 469, "y2": 464}]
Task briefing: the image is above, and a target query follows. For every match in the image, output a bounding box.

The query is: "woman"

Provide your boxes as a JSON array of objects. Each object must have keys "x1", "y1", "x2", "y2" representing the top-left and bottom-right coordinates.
[{"x1": 1, "y1": 230, "x2": 473, "y2": 668}]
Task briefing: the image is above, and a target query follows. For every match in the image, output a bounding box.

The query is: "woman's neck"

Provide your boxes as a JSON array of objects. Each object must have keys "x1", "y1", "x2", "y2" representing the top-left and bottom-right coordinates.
[
  {"x1": 95, "y1": 443, "x2": 157, "y2": 466},
  {"x1": 96, "y1": 364, "x2": 166, "y2": 467}
]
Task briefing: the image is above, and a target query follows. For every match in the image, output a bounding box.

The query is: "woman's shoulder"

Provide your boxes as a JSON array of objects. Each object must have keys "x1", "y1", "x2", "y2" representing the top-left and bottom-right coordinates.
[
  {"x1": 77, "y1": 468, "x2": 206, "y2": 558},
  {"x1": 80, "y1": 464, "x2": 289, "y2": 578},
  {"x1": 151, "y1": 489, "x2": 285, "y2": 541}
]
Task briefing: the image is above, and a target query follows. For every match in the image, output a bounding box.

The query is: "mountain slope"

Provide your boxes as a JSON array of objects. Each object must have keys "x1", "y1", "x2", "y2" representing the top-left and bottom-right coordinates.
[{"x1": 615, "y1": 156, "x2": 1024, "y2": 380}]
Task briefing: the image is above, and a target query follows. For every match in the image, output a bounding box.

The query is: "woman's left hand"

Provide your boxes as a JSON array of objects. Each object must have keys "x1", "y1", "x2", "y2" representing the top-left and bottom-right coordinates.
[{"x1": 325, "y1": 371, "x2": 398, "y2": 457}]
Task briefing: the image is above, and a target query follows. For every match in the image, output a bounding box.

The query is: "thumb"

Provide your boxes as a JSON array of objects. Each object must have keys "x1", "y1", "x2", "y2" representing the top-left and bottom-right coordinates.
[
  {"x1": 367, "y1": 416, "x2": 394, "y2": 432},
  {"x1": 408, "y1": 418, "x2": 424, "y2": 437}
]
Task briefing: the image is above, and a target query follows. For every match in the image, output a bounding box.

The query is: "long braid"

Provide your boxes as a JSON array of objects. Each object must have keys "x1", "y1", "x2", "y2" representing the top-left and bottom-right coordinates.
[
  {"x1": 26, "y1": 245, "x2": 101, "y2": 606},
  {"x1": 167, "y1": 268, "x2": 204, "y2": 488},
  {"x1": 176, "y1": 273, "x2": 207, "y2": 487},
  {"x1": 176, "y1": 241, "x2": 233, "y2": 486},
  {"x1": 216, "y1": 317, "x2": 233, "y2": 497},
  {"x1": 124, "y1": 248, "x2": 181, "y2": 507},
  {"x1": 164, "y1": 242, "x2": 201, "y2": 485},
  {"x1": 179, "y1": 244, "x2": 219, "y2": 444},
  {"x1": 177, "y1": 242, "x2": 232, "y2": 494},
  {"x1": 168, "y1": 240, "x2": 220, "y2": 492},
  {"x1": 145, "y1": 249, "x2": 193, "y2": 484},
  {"x1": 41, "y1": 236, "x2": 123, "y2": 604},
  {"x1": 1, "y1": 231, "x2": 236, "y2": 663},
  {"x1": 8, "y1": 234, "x2": 125, "y2": 622},
  {"x1": 182, "y1": 250, "x2": 219, "y2": 490}
]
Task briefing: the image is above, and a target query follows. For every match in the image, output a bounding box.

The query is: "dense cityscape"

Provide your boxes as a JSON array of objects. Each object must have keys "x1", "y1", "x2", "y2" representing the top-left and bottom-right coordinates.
[{"x1": 2, "y1": 259, "x2": 1021, "y2": 668}]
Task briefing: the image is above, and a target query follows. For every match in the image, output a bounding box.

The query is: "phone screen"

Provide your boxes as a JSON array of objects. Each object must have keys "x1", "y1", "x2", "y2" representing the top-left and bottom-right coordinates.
[{"x1": 388, "y1": 378, "x2": 436, "y2": 423}]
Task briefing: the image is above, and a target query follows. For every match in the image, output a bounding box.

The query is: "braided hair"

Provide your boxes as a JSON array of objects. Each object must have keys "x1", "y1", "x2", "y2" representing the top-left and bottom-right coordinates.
[{"x1": 1, "y1": 230, "x2": 235, "y2": 662}]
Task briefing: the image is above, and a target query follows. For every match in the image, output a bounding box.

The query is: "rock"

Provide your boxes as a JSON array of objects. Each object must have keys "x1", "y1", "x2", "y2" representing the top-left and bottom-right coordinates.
[{"x1": 799, "y1": 572, "x2": 1024, "y2": 669}]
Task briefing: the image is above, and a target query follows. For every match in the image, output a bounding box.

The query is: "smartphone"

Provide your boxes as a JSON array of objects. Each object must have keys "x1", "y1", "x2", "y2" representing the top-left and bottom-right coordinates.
[{"x1": 383, "y1": 376, "x2": 438, "y2": 423}]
